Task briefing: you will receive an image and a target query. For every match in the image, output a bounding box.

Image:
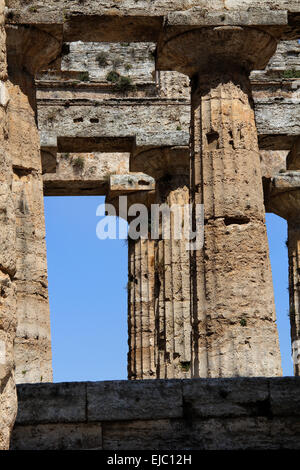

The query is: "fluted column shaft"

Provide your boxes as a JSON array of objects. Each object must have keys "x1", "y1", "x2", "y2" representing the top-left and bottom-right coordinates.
[
  {"x1": 191, "y1": 70, "x2": 282, "y2": 377},
  {"x1": 160, "y1": 27, "x2": 282, "y2": 377},
  {"x1": 129, "y1": 147, "x2": 192, "y2": 379},
  {"x1": 6, "y1": 30, "x2": 54, "y2": 384},
  {"x1": 154, "y1": 174, "x2": 192, "y2": 378},
  {"x1": 288, "y1": 221, "x2": 300, "y2": 375},
  {"x1": 128, "y1": 238, "x2": 156, "y2": 380}
]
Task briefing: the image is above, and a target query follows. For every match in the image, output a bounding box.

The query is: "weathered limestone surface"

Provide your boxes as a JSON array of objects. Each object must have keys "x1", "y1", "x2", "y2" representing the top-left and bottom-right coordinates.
[
  {"x1": 0, "y1": 0, "x2": 299, "y2": 452},
  {"x1": 260, "y1": 151, "x2": 288, "y2": 179},
  {"x1": 37, "y1": 99, "x2": 190, "y2": 146},
  {"x1": 128, "y1": 237, "x2": 156, "y2": 380},
  {"x1": 34, "y1": 36, "x2": 300, "y2": 382},
  {"x1": 159, "y1": 27, "x2": 283, "y2": 377},
  {"x1": 252, "y1": 40, "x2": 300, "y2": 80},
  {"x1": 131, "y1": 147, "x2": 192, "y2": 379},
  {"x1": 36, "y1": 37, "x2": 300, "y2": 157},
  {"x1": 0, "y1": 0, "x2": 17, "y2": 450},
  {"x1": 61, "y1": 42, "x2": 156, "y2": 84},
  {"x1": 6, "y1": 29, "x2": 53, "y2": 385},
  {"x1": 44, "y1": 152, "x2": 129, "y2": 196},
  {"x1": 11, "y1": 378, "x2": 300, "y2": 450},
  {"x1": 5, "y1": 1, "x2": 300, "y2": 45}
]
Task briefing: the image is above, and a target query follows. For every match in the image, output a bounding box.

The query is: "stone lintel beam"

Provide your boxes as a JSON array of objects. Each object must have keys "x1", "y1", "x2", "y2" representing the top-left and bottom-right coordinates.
[
  {"x1": 5, "y1": 2, "x2": 300, "y2": 41},
  {"x1": 43, "y1": 152, "x2": 130, "y2": 197},
  {"x1": 287, "y1": 138, "x2": 300, "y2": 171},
  {"x1": 37, "y1": 101, "x2": 190, "y2": 158},
  {"x1": 255, "y1": 97, "x2": 300, "y2": 150},
  {"x1": 266, "y1": 171, "x2": 300, "y2": 220},
  {"x1": 38, "y1": 98, "x2": 299, "y2": 154},
  {"x1": 271, "y1": 172, "x2": 300, "y2": 192}
]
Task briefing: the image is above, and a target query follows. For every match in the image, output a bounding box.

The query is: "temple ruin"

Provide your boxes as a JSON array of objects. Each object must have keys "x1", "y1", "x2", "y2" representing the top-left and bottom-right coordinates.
[{"x1": 0, "y1": 0, "x2": 299, "y2": 450}]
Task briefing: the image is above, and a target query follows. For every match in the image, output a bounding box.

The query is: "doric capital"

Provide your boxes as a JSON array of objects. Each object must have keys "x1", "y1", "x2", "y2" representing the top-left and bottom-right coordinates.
[
  {"x1": 6, "y1": 25, "x2": 61, "y2": 76},
  {"x1": 158, "y1": 26, "x2": 277, "y2": 78}
]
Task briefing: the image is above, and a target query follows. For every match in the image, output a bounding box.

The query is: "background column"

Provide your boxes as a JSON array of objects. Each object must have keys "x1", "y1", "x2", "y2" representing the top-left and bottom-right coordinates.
[{"x1": 131, "y1": 147, "x2": 193, "y2": 378}]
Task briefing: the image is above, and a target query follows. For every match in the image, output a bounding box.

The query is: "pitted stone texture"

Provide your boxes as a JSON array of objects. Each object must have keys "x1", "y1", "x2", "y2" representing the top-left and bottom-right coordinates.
[
  {"x1": 110, "y1": 173, "x2": 155, "y2": 194},
  {"x1": 0, "y1": 375, "x2": 17, "y2": 450},
  {"x1": 288, "y1": 222, "x2": 300, "y2": 376},
  {"x1": 62, "y1": 42, "x2": 156, "y2": 84},
  {"x1": 37, "y1": 101, "x2": 190, "y2": 143},
  {"x1": 7, "y1": 78, "x2": 52, "y2": 384},
  {"x1": 159, "y1": 27, "x2": 277, "y2": 76},
  {"x1": 252, "y1": 40, "x2": 300, "y2": 80},
  {"x1": 255, "y1": 95, "x2": 300, "y2": 144},
  {"x1": 11, "y1": 378, "x2": 300, "y2": 450},
  {"x1": 44, "y1": 152, "x2": 129, "y2": 196},
  {"x1": 7, "y1": 80, "x2": 41, "y2": 171},
  {"x1": 16, "y1": 382, "x2": 86, "y2": 424},
  {"x1": 194, "y1": 219, "x2": 282, "y2": 377},
  {"x1": 158, "y1": 71, "x2": 190, "y2": 100},
  {"x1": 153, "y1": 177, "x2": 192, "y2": 379},
  {"x1": 130, "y1": 148, "x2": 192, "y2": 379},
  {"x1": 188, "y1": 56, "x2": 282, "y2": 377},
  {"x1": 13, "y1": 172, "x2": 52, "y2": 384},
  {"x1": 87, "y1": 380, "x2": 182, "y2": 421},
  {"x1": 11, "y1": 423, "x2": 102, "y2": 451},
  {"x1": 5, "y1": 36, "x2": 53, "y2": 385},
  {"x1": 0, "y1": 0, "x2": 17, "y2": 450}
]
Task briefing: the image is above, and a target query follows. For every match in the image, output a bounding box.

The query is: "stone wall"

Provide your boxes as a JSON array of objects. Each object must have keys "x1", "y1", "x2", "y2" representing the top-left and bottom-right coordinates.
[{"x1": 11, "y1": 378, "x2": 300, "y2": 450}]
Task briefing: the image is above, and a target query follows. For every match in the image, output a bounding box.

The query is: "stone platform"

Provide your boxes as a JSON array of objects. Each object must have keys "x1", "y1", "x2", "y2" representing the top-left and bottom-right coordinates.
[{"x1": 11, "y1": 377, "x2": 300, "y2": 450}]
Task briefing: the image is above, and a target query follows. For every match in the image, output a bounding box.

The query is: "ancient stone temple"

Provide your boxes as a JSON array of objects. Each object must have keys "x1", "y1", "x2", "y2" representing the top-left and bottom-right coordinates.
[{"x1": 0, "y1": 0, "x2": 299, "y2": 450}]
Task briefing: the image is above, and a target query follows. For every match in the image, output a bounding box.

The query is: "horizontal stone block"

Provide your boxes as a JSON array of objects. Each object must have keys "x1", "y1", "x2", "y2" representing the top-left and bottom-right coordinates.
[
  {"x1": 270, "y1": 377, "x2": 300, "y2": 416},
  {"x1": 167, "y1": 8, "x2": 288, "y2": 28},
  {"x1": 271, "y1": 171, "x2": 300, "y2": 191},
  {"x1": 38, "y1": 101, "x2": 190, "y2": 144},
  {"x1": 87, "y1": 380, "x2": 182, "y2": 422},
  {"x1": 16, "y1": 382, "x2": 86, "y2": 424},
  {"x1": 38, "y1": 95, "x2": 299, "y2": 154},
  {"x1": 11, "y1": 423, "x2": 102, "y2": 450},
  {"x1": 182, "y1": 378, "x2": 270, "y2": 418},
  {"x1": 255, "y1": 98, "x2": 300, "y2": 139},
  {"x1": 102, "y1": 416, "x2": 300, "y2": 450}
]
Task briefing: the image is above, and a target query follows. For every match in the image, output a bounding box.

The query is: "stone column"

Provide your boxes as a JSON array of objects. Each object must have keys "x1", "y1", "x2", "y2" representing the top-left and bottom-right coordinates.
[
  {"x1": 266, "y1": 172, "x2": 300, "y2": 375},
  {"x1": 128, "y1": 236, "x2": 156, "y2": 380},
  {"x1": 288, "y1": 219, "x2": 300, "y2": 375},
  {"x1": 106, "y1": 179, "x2": 156, "y2": 381},
  {"x1": 6, "y1": 26, "x2": 60, "y2": 383},
  {"x1": 160, "y1": 27, "x2": 282, "y2": 377},
  {"x1": 0, "y1": 1, "x2": 17, "y2": 449},
  {"x1": 131, "y1": 147, "x2": 193, "y2": 378}
]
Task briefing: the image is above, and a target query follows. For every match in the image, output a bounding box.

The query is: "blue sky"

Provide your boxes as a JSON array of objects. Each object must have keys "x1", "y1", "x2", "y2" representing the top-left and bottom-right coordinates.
[{"x1": 44, "y1": 196, "x2": 293, "y2": 382}]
